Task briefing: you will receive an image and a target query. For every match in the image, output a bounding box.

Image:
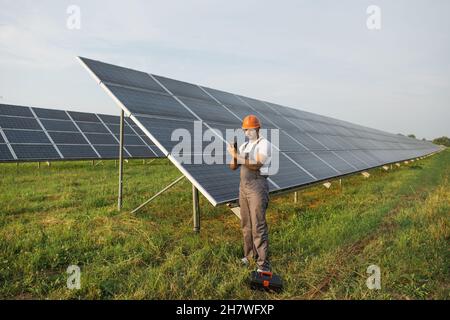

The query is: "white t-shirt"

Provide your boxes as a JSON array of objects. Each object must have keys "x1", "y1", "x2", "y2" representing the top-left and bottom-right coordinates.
[{"x1": 239, "y1": 137, "x2": 272, "y2": 175}]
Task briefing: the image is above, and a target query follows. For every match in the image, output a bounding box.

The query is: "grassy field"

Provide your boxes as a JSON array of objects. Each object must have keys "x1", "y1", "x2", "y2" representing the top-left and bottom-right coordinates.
[{"x1": 0, "y1": 149, "x2": 448, "y2": 300}]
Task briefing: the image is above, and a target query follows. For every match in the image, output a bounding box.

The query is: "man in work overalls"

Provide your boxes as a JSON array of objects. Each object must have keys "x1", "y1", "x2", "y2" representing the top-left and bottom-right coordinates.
[{"x1": 227, "y1": 115, "x2": 272, "y2": 272}]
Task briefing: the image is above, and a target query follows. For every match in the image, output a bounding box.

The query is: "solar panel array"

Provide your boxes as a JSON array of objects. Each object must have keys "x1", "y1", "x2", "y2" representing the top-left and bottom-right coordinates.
[
  {"x1": 79, "y1": 57, "x2": 440, "y2": 206},
  {"x1": 0, "y1": 103, "x2": 163, "y2": 162}
]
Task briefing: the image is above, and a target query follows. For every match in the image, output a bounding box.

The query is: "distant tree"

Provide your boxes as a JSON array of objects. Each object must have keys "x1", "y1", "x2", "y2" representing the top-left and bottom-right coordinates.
[
  {"x1": 432, "y1": 136, "x2": 450, "y2": 147},
  {"x1": 407, "y1": 134, "x2": 416, "y2": 139},
  {"x1": 397, "y1": 133, "x2": 404, "y2": 136},
  {"x1": 422, "y1": 138, "x2": 426, "y2": 141}
]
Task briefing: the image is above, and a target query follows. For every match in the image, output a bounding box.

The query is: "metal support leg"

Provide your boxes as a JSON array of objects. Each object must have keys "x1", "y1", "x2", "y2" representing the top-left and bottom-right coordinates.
[
  {"x1": 131, "y1": 175, "x2": 185, "y2": 214},
  {"x1": 294, "y1": 191, "x2": 298, "y2": 203},
  {"x1": 38, "y1": 162, "x2": 40, "y2": 169},
  {"x1": 118, "y1": 110, "x2": 124, "y2": 211},
  {"x1": 193, "y1": 185, "x2": 200, "y2": 233}
]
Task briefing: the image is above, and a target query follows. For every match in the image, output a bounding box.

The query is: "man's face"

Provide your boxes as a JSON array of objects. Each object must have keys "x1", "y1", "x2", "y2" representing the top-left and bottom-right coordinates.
[{"x1": 244, "y1": 128, "x2": 258, "y2": 141}]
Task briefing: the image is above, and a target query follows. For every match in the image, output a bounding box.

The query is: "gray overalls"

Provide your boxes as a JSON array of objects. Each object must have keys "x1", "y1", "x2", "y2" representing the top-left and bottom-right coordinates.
[{"x1": 239, "y1": 138, "x2": 270, "y2": 271}]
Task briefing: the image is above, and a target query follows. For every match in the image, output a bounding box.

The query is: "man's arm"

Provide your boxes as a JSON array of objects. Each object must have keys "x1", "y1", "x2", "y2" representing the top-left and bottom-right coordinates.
[{"x1": 227, "y1": 142, "x2": 266, "y2": 171}]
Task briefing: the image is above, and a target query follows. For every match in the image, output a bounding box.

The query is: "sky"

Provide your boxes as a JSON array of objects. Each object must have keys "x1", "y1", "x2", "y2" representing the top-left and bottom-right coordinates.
[{"x1": 0, "y1": 0, "x2": 449, "y2": 140}]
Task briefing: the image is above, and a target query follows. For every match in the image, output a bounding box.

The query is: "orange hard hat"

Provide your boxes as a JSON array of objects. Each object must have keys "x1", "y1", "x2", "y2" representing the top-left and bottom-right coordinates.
[{"x1": 242, "y1": 115, "x2": 261, "y2": 129}]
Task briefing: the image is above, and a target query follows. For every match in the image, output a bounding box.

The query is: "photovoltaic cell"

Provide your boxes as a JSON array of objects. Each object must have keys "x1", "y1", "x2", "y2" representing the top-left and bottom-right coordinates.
[
  {"x1": 80, "y1": 57, "x2": 166, "y2": 93},
  {"x1": 68, "y1": 111, "x2": 101, "y2": 123},
  {"x1": 32, "y1": 107, "x2": 70, "y2": 120},
  {"x1": 118, "y1": 135, "x2": 145, "y2": 146},
  {"x1": 76, "y1": 122, "x2": 109, "y2": 134},
  {"x1": 0, "y1": 104, "x2": 34, "y2": 117},
  {"x1": 126, "y1": 146, "x2": 155, "y2": 158},
  {"x1": 105, "y1": 123, "x2": 135, "y2": 135},
  {"x1": 94, "y1": 145, "x2": 122, "y2": 158},
  {"x1": 285, "y1": 152, "x2": 339, "y2": 180},
  {"x1": 107, "y1": 84, "x2": 197, "y2": 120},
  {"x1": 98, "y1": 114, "x2": 120, "y2": 124},
  {"x1": 333, "y1": 150, "x2": 368, "y2": 170},
  {"x1": 182, "y1": 163, "x2": 241, "y2": 204},
  {"x1": 3, "y1": 129, "x2": 51, "y2": 144},
  {"x1": 313, "y1": 151, "x2": 355, "y2": 174},
  {"x1": 85, "y1": 133, "x2": 118, "y2": 145},
  {"x1": 134, "y1": 116, "x2": 204, "y2": 154},
  {"x1": 268, "y1": 153, "x2": 316, "y2": 189},
  {"x1": 0, "y1": 144, "x2": 14, "y2": 160},
  {"x1": 41, "y1": 119, "x2": 79, "y2": 132},
  {"x1": 11, "y1": 144, "x2": 60, "y2": 160},
  {"x1": 201, "y1": 87, "x2": 248, "y2": 108},
  {"x1": 57, "y1": 145, "x2": 98, "y2": 159},
  {"x1": 0, "y1": 116, "x2": 41, "y2": 130},
  {"x1": 154, "y1": 75, "x2": 212, "y2": 101},
  {"x1": 177, "y1": 96, "x2": 239, "y2": 125},
  {"x1": 48, "y1": 132, "x2": 88, "y2": 144}
]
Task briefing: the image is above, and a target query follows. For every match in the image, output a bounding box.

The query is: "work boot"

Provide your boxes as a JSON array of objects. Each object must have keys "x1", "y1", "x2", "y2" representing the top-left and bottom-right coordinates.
[{"x1": 241, "y1": 257, "x2": 250, "y2": 266}]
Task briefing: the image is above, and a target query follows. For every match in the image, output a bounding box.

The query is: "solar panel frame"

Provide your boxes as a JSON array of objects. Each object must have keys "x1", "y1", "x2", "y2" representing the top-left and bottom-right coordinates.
[{"x1": 78, "y1": 57, "x2": 441, "y2": 206}]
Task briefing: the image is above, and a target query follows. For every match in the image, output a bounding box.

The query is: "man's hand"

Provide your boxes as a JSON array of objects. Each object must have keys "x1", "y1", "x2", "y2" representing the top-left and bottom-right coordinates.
[{"x1": 227, "y1": 142, "x2": 237, "y2": 159}]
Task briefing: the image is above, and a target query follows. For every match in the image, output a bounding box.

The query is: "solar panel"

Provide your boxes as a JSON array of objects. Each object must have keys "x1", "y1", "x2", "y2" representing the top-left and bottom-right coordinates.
[
  {"x1": 79, "y1": 56, "x2": 440, "y2": 206},
  {"x1": 0, "y1": 116, "x2": 41, "y2": 130},
  {"x1": 76, "y1": 122, "x2": 109, "y2": 134},
  {"x1": 0, "y1": 104, "x2": 34, "y2": 117},
  {"x1": 32, "y1": 107, "x2": 70, "y2": 120},
  {"x1": 48, "y1": 132, "x2": 88, "y2": 144},
  {"x1": 0, "y1": 144, "x2": 14, "y2": 161},
  {"x1": 41, "y1": 119, "x2": 79, "y2": 132},
  {"x1": 11, "y1": 144, "x2": 60, "y2": 160},
  {"x1": 104, "y1": 123, "x2": 135, "y2": 135},
  {"x1": 67, "y1": 111, "x2": 101, "y2": 123},
  {"x1": 126, "y1": 146, "x2": 156, "y2": 157},
  {"x1": 3, "y1": 129, "x2": 51, "y2": 144},
  {"x1": 56, "y1": 145, "x2": 98, "y2": 159},
  {"x1": 0, "y1": 103, "x2": 164, "y2": 162},
  {"x1": 94, "y1": 145, "x2": 125, "y2": 158},
  {"x1": 85, "y1": 133, "x2": 118, "y2": 145},
  {"x1": 108, "y1": 84, "x2": 197, "y2": 120}
]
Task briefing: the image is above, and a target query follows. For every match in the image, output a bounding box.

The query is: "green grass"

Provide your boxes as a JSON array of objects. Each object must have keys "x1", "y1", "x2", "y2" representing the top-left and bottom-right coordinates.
[{"x1": 0, "y1": 150, "x2": 448, "y2": 300}]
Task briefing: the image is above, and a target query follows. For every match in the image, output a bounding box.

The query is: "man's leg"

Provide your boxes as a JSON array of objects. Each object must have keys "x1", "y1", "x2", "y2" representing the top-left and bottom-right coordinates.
[
  {"x1": 248, "y1": 180, "x2": 270, "y2": 271},
  {"x1": 239, "y1": 188, "x2": 254, "y2": 259}
]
